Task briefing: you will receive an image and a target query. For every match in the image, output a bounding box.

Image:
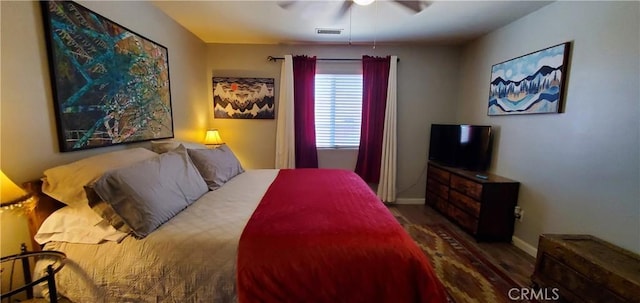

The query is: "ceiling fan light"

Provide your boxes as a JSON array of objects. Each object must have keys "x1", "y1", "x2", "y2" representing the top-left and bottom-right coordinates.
[{"x1": 353, "y1": 0, "x2": 375, "y2": 6}]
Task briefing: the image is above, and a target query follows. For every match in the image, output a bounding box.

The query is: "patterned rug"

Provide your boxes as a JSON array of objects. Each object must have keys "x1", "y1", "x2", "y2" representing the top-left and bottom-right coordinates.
[{"x1": 393, "y1": 213, "x2": 527, "y2": 303}]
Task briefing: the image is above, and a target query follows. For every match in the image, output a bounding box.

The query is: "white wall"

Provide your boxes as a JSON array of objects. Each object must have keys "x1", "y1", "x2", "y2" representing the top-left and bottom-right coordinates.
[
  {"x1": 0, "y1": 1, "x2": 208, "y2": 253},
  {"x1": 457, "y1": 1, "x2": 640, "y2": 253},
  {"x1": 206, "y1": 43, "x2": 461, "y2": 198}
]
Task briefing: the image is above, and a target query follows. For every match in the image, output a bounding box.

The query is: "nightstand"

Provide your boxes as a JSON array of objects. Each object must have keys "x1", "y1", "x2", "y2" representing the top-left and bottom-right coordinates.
[{"x1": 1, "y1": 243, "x2": 66, "y2": 303}]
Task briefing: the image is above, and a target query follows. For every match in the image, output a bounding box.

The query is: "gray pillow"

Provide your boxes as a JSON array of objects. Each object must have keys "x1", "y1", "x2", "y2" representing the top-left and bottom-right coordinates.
[
  {"x1": 85, "y1": 185, "x2": 132, "y2": 234},
  {"x1": 150, "y1": 140, "x2": 207, "y2": 154},
  {"x1": 93, "y1": 145, "x2": 208, "y2": 238},
  {"x1": 187, "y1": 145, "x2": 245, "y2": 190}
]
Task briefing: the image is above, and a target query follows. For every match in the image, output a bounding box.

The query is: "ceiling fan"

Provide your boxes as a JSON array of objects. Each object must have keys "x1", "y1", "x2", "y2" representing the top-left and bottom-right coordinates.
[{"x1": 279, "y1": 0, "x2": 432, "y2": 19}]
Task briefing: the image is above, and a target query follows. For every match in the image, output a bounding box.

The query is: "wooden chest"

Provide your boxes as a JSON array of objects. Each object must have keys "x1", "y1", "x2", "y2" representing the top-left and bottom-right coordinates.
[{"x1": 531, "y1": 234, "x2": 640, "y2": 303}]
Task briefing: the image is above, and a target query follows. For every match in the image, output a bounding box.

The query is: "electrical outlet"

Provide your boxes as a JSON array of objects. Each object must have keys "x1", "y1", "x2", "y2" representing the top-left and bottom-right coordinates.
[{"x1": 514, "y1": 206, "x2": 524, "y2": 222}]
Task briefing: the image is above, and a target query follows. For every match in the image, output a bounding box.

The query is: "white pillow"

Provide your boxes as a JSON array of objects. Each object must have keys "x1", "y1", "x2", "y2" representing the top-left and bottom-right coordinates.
[
  {"x1": 35, "y1": 205, "x2": 128, "y2": 245},
  {"x1": 150, "y1": 140, "x2": 207, "y2": 153},
  {"x1": 42, "y1": 148, "x2": 158, "y2": 208}
]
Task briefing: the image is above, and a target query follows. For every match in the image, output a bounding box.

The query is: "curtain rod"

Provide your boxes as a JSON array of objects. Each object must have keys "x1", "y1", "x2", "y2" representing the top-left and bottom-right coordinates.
[{"x1": 267, "y1": 56, "x2": 399, "y2": 62}]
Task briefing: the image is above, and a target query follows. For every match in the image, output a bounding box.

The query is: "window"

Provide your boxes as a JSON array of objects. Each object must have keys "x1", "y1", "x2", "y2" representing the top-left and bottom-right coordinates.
[{"x1": 314, "y1": 74, "x2": 363, "y2": 148}]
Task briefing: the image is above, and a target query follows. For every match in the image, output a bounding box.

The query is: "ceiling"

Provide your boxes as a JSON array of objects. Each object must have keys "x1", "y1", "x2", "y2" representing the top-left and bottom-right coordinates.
[{"x1": 151, "y1": 0, "x2": 552, "y2": 45}]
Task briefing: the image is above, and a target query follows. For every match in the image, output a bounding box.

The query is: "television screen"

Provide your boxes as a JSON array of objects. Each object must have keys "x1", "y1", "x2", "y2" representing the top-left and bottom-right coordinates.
[{"x1": 428, "y1": 124, "x2": 492, "y2": 171}]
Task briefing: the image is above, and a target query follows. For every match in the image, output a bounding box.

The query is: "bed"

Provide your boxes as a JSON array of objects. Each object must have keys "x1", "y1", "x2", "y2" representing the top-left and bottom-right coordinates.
[{"x1": 27, "y1": 144, "x2": 447, "y2": 303}]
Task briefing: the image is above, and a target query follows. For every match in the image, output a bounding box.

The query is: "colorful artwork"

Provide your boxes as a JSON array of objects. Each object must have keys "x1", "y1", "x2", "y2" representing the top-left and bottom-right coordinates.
[
  {"x1": 41, "y1": 1, "x2": 173, "y2": 152},
  {"x1": 213, "y1": 77, "x2": 275, "y2": 119},
  {"x1": 488, "y1": 43, "x2": 571, "y2": 115}
]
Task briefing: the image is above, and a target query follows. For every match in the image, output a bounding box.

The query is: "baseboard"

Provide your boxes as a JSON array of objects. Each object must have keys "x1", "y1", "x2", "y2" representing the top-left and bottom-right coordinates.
[
  {"x1": 395, "y1": 198, "x2": 425, "y2": 205},
  {"x1": 512, "y1": 236, "x2": 538, "y2": 257}
]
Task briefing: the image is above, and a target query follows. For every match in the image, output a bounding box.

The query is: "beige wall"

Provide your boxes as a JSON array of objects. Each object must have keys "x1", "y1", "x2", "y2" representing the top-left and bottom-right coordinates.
[
  {"x1": 457, "y1": 1, "x2": 640, "y2": 253},
  {"x1": 207, "y1": 43, "x2": 461, "y2": 199},
  {"x1": 0, "y1": 1, "x2": 208, "y2": 253},
  {"x1": 6, "y1": 0, "x2": 631, "y2": 260}
]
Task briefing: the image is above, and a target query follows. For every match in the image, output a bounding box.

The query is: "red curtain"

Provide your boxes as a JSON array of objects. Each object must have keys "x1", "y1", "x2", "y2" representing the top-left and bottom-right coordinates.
[
  {"x1": 293, "y1": 55, "x2": 318, "y2": 168},
  {"x1": 355, "y1": 56, "x2": 390, "y2": 183}
]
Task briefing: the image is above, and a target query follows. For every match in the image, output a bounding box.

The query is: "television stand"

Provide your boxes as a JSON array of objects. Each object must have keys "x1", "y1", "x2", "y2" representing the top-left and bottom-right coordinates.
[{"x1": 425, "y1": 161, "x2": 520, "y2": 241}]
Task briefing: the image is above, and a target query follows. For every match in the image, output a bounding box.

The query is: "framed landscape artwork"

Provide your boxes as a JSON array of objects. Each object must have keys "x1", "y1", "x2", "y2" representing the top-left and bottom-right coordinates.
[
  {"x1": 213, "y1": 77, "x2": 275, "y2": 119},
  {"x1": 487, "y1": 42, "x2": 571, "y2": 116},
  {"x1": 41, "y1": 1, "x2": 174, "y2": 152}
]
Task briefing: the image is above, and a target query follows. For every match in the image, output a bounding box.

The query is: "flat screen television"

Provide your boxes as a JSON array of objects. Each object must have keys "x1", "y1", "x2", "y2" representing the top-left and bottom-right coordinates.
[{"x1": 428, "y1": 124, "x2": 493, "y2": 171}]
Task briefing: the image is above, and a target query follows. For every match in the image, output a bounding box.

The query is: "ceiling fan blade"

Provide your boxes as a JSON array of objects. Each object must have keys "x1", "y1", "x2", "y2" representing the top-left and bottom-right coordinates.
[
  {"x1": 393, "y1": 0, "x2": 431, "y2": 13},
  {"x1": 277, "y1": 1, "x2": 298, "y2": 10},
  {"x1": 336, "y1": 0, "x2": 354, "y2": 19}
]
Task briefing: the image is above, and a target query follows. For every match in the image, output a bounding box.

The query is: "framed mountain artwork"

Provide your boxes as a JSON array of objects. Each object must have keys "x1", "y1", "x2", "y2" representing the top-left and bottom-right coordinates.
[
  {"x1": 212, "y1": 77, "x2": 275, "y2": 119},
  {"x1": 487, "y1": 42, "x2": 571, "y2": 116},
  {"x1": 41, "y1": 1, "x2": 174, "y2": 152}
]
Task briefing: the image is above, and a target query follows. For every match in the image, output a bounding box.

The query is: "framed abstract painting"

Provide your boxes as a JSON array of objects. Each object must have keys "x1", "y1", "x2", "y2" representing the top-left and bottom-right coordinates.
[
  {"x1": 487, "y1": 42, "x2": 571, "y2": 116},
  {"x1": 41, "y1": 1, "x2": 174, "y2": 152},
  {"x1": 212, "y1": 77, "x2": 275, "y2": 119}
]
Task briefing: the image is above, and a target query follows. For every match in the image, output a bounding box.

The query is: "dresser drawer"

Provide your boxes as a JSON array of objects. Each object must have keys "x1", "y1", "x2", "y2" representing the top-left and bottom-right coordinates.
[
  {"x1": 447, "y1": 205, "x2": 478, "y2": 234},
  {"x1": 449, "y1": 190, "x2": 481, "y2": 218},
  {"x1": 427, "y1": 165, "x2": 450, "y2": 184},
  {"x1": 435, "y1": 195, "x2": 449, "y2": 215},
  {"x1": 427, "y1": 192, "x2": 448, "y2": 214},
  {"x1": 427, "y1": 178, "x2": 449, "y2": 200},
  {"x1": 426, "y1": 192, "x2": 444, "y2": 208},
  {"x1": 450, "y1": 175, "x2": 483, "y2": 200}
]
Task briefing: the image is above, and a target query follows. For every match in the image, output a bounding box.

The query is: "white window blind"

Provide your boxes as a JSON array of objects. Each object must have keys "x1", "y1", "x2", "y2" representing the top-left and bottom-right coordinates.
[{"x1": 314, "y1": 74, "x2": 363, "y2": 148}]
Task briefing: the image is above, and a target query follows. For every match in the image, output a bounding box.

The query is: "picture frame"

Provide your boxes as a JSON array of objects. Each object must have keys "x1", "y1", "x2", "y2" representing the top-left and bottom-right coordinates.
[
  {"x1": 212, "y1": 77, "x2": 275, "y2": 119},
  {"x1": 41, "y1": 1, "x2": 174, "y2": 152},
  {"x1": 487, "y1": 42, "x2": 571, "y2": 116}
]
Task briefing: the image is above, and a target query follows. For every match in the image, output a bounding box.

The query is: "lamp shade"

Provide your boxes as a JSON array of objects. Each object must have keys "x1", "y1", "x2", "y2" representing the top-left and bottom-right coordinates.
[
  {"x1": 204, "y1": 129, "x2": 224, "y2": 145},
  {"x1": 354, "y1": 0, "x2": 375, "y2": 5},
  {"x1": 1, "y1": 170, "x2": 30, "y2": 205}
]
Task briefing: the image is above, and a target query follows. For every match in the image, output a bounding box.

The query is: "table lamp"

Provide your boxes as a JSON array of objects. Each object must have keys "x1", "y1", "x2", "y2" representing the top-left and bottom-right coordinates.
[
  {"x1": 203, "y1": 129, "x2": 224, "y2": 147},
  {"x1": 1, "y1": 170, "x2": 33, "y2": 212}
]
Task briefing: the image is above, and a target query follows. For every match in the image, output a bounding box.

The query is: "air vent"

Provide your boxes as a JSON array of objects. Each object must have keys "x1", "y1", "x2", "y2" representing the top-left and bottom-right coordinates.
[{"x1": 316, "y1": 28, "x2": 343, "y2": 35}]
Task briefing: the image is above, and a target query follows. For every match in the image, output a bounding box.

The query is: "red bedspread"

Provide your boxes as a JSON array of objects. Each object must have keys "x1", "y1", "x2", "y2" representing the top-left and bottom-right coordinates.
[{"x1": 237, "y1": 169, "x2": 447, "y2": 303}]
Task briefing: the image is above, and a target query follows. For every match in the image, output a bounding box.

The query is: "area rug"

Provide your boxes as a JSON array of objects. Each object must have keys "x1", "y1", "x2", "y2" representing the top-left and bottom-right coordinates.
[{"x1": 392, "y1": 212, "x2": 528, "y2": 303}]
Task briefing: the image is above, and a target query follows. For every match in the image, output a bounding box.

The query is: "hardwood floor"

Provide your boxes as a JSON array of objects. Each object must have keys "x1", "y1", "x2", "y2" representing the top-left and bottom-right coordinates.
[{"x1": 393, "y1": 204, "x2": 536, "y2": 288}]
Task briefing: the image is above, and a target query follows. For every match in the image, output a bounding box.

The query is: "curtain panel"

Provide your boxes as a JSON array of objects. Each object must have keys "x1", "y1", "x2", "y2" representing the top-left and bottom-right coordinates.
[
  {"x1": 275, "y1": 55, "x2": 295, "y2": 169},
  {"x1": 377, "y1": 56, "x2": 398, "y2": 203},
  {"x1": 292, "y1": 56, "x2": 319, "y2": 168},
  {"x1": 355, "y1": 56, "x2": 390, "y2": 183}
]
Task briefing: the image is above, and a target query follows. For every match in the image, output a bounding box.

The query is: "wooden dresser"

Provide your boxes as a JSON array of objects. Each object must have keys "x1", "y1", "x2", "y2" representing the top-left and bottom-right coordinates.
[
  {"x1": 425, "y1": 162, "x2": 520, "y2": 241},
  {"x1": 532, "y1": 234, "x2": 640, "y2": 303}
]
